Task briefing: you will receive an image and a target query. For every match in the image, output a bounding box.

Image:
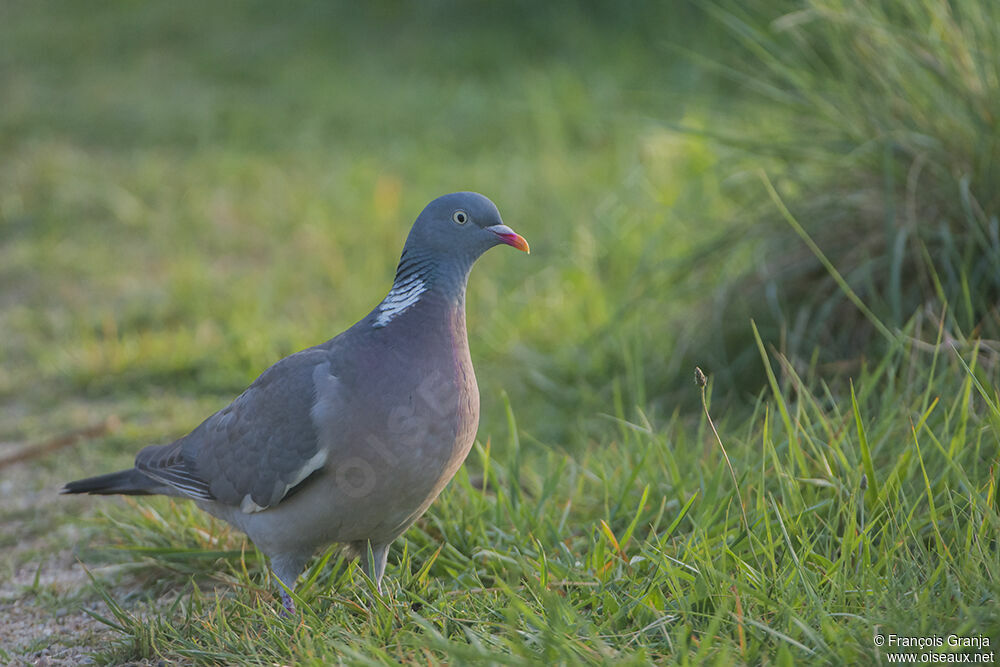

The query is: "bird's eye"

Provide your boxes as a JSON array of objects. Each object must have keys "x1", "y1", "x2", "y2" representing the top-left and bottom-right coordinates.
[{"x1": 452, "y1": 210, "x2": 468, "y2": 225}]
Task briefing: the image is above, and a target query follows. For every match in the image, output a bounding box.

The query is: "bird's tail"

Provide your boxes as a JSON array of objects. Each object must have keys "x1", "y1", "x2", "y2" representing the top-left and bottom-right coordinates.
[{"x1": 61, "y1": 468, "x2": 161, "y2": 496}]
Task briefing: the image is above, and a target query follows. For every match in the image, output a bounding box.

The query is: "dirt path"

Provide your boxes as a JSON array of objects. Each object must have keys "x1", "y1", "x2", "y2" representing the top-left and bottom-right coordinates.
[{"x1": 1, "y1": 434, "x2": 126, "y2": 665}]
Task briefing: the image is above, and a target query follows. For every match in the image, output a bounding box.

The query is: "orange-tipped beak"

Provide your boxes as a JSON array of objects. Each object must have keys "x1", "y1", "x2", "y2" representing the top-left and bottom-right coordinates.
[{"x1": 486, "y1": 224, "x2": 530, "y2": 253}]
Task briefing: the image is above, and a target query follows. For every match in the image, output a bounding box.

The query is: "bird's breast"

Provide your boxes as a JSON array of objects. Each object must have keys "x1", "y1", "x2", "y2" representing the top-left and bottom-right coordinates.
[{"x1": 344, "y1": 320, "x2": 478, "y2": 483}]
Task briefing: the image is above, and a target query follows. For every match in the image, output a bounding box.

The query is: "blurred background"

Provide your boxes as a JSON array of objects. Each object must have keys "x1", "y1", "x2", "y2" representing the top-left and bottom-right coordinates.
[
  {"x1": 4, "y1": 0, "x2": 997, "y2": 444},
  {"x1": 1, "y1": 1, "x2": 722, "y2": 444},
  {"x1": 3, "y1": 1, "x2": 996, "y2": 451},
  {"x1": 1, "y1": 0, "x2": 998, "y2": 660}
]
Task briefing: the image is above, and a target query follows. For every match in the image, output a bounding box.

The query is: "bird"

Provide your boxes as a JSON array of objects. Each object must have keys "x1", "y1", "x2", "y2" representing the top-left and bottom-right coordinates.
[{"x1": 62, "y1": 192, "x2": 529, "y2": 613}]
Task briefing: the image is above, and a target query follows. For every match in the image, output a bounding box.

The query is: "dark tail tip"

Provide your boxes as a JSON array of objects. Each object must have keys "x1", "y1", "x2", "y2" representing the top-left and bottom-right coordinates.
[{"x1": 62, "y1": 469, "x2": 156, "y2": 496}]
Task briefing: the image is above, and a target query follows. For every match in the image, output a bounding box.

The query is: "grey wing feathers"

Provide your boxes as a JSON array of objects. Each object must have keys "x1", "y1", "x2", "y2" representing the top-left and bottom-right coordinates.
[{"x1": 135, "y1": 347, "x2": 337, "y2": 512}]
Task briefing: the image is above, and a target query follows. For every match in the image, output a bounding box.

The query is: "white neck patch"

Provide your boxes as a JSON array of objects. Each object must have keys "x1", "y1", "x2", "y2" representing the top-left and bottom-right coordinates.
[{"x1": 374, "y1": 275, "x2": 428, "y2": 328}]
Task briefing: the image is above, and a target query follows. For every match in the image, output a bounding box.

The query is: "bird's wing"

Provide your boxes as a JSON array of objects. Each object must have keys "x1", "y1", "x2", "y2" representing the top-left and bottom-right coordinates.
[{"x1": 135, "y1": 346, "x2": 340, "y2": 513}]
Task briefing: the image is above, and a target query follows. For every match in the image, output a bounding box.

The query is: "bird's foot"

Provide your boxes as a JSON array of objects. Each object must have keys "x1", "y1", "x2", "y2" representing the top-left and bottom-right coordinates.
[{"x1": 279, "y1": 589, "x2": 296, "y2": 616}]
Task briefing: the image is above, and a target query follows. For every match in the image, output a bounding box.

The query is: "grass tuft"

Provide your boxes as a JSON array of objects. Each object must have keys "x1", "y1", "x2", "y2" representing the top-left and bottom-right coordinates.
[{"x1": 685, "y1": 0, "x2": 1000, "y2": 389}]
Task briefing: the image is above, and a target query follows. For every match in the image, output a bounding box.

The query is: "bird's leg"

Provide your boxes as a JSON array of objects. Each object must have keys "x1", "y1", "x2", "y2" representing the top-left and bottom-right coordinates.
[
  {"x1": 269, "y1": 552, "x2": 310, "y2": 616},
  {"x1": 357, "y1": 541, "x2": 390, "y2": 595}
]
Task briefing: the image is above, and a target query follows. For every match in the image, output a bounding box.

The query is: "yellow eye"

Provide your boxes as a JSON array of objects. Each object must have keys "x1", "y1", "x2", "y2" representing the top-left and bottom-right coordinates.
[{"x1": 452, "y1": 210, "x2": 468, "y2": 225}]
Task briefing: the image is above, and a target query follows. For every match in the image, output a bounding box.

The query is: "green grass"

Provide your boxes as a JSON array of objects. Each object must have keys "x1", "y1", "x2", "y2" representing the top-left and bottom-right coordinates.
[
  {"x1": 47, "y1": 334, "x2": 1000, "y2": 664},
  {"x1": 676, "y1": 0, "x2": 1000, "y2": 389},
  {"x1": 2, "y1": 1, "x2": 998, "y2": 664}
]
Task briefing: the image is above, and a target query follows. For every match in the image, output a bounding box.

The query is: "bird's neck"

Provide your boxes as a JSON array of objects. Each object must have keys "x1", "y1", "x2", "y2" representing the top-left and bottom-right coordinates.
[{"x1": 372, "y1": 249, "x2": 473, "y2": 329}]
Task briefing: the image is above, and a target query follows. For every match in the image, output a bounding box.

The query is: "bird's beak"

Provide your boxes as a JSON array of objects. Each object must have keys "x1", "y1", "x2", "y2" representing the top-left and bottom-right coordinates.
[{"x1": 486, "y1": 224, "x2": 530, "y2": 254}]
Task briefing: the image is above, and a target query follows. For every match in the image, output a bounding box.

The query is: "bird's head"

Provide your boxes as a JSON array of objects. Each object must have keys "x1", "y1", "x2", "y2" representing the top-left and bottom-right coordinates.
[{"x1": 403, "y1": 192, "x2": 529, "y2": 260}]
